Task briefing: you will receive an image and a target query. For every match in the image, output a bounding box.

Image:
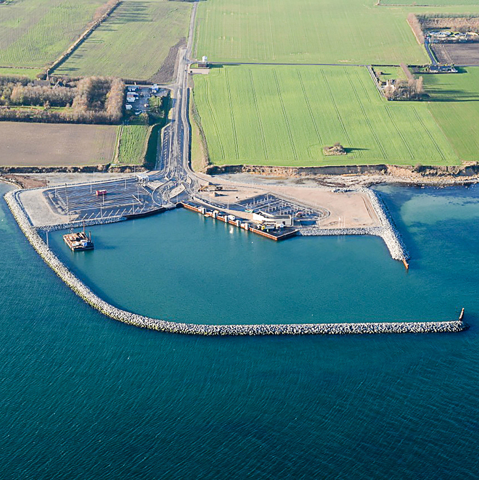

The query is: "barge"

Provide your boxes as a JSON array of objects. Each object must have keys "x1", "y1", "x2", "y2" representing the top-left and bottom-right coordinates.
[{"x1": 63, "y1": 231, "x2": 94, "y2": 251}]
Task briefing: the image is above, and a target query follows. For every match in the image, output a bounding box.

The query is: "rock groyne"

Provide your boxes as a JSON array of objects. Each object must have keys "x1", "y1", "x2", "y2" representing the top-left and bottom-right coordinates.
[{"x1": 4, "y1": 189, "x2": 467, "y2": 336}]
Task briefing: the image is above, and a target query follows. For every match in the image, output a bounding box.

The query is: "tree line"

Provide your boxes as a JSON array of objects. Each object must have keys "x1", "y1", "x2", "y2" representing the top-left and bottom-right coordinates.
[
  {"x1": 0, "y1": 76, "x2": 124, "y2": 124},
  {"x1": 418, "y1": 14, "x2": 479, "y2": 35}
]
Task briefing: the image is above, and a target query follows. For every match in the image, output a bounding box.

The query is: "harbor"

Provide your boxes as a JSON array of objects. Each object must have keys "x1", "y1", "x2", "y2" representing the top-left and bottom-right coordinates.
[{"x1": 4, "y1": 187, "x2": 468, "y2": 335}]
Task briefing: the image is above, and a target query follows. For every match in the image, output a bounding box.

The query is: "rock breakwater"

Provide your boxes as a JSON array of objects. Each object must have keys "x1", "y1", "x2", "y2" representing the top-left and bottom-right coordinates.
[
  {"x1": 4, "y1": 190, "x2": 467, "y2": 336},
  {"x1": 300, "y1": 188, "x2": 409, "y2": 262}
]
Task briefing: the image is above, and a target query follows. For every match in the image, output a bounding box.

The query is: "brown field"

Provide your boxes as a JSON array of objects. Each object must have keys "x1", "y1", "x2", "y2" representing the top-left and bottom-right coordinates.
[
  {"x1": 0, "y1": 122, "x2": 118, "y2": 166},
  {"x1": 432, "y1": 43, "x2": 479, "y2": 65}
]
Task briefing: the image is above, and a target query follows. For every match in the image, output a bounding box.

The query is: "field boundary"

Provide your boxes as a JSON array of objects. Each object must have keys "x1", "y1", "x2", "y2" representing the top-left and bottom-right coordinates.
[
  {"x1": 190, "y1": 93, "x2": 210, "y2": 168},
  {"x1": 204, "y1": 163, "x2": 479, "y2": 179},
  {"x1": 47, "y1": 0, "x2": 122, "y2": 77}
]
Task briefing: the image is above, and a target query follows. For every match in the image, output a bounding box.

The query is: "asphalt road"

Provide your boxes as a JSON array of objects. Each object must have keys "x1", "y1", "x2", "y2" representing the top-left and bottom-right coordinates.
[{"x1": 41, "y1": 2, "x2": 200, "y2": 222}]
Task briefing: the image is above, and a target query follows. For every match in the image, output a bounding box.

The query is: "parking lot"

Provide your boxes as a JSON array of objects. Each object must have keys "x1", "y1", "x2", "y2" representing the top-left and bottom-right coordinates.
[
  {"x1": 43, "y1": 177, "x2": 160, "y2": 222},
  {"x1": 125, "y1": 84, "x2": 168, "y2": 116}
]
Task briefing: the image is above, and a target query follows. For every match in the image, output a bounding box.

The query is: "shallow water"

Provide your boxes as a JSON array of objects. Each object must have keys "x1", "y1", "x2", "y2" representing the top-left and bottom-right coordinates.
[{"x1": 1, "y1": 182, "x2": 479, "y2": 479}]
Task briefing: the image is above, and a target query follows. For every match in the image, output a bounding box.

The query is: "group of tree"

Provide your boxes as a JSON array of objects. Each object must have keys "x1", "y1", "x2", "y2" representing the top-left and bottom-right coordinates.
[
  {"x1": 91, "y1": 0, "x2": 121, "y2": 24},
  {"x1": 0, "y1": 76, "x2": 125, "y2": 124},
  {"x1": 407, "y1": 14, "x2": 425, "y2": 44},
  {"x1": 418, "y1": 14, "x2": 479, "y2": 35},
  {"x1": 384, "y1": 77, "x2": 424, "y2": 101}
]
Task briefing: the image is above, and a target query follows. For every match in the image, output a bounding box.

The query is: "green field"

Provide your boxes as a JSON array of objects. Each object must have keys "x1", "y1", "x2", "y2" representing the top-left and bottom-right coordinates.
[
  {"x1": 424, "y1": 68, "x2": 479, "y2": 162},
  {"x1": 195, "y1": 0, "x2": 431, "y2": 65},
  {"x1": 116, "y1": 121, "x2": 150, "y2": 165},
  {"x1": 193, "y1": 65, "x2": 459, "y2": 166},
  {"x1": 0, "y1": 67, "x2": 42, "y2": 78},
  {"x1": 380, "y1": 0, "x2": 479, "y2": 5},
  {"x1": 0, "y1": 0, "x2": 104, "y2": 68},
  {"x1": 55, "y1": 0, "x2": 191, "y2": 81},
  {"x1": 375, "y1": 66, "x2": 408, "y2": 83}
]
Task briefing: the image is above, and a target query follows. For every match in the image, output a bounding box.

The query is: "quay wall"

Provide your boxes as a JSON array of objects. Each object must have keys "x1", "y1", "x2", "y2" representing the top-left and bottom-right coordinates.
[{"x1": 4, "y1": 190, "x2": 466, "y2": 336}]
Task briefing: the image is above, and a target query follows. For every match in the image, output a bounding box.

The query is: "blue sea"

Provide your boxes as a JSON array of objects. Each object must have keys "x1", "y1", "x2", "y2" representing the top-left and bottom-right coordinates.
[{"x1": 1, "y1": 182, "x2": 479, "y2": 479}]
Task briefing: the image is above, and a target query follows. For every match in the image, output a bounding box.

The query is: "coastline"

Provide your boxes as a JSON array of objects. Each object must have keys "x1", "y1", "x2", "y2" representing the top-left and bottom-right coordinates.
[{"x1": 3, "y1": 186, "x2": 467, "y2": 336}]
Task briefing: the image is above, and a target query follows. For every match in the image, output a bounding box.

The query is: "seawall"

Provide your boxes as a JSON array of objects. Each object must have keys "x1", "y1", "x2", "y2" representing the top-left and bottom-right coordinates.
[{"x1": 4, "y1": 190, "x2": 467, "y2": 336}]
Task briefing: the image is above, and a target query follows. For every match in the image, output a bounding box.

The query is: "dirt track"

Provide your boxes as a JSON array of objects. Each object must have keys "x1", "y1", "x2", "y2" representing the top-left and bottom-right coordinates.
[{"x1": 0, "y1": 122, "x2": 118, "y2": 167}]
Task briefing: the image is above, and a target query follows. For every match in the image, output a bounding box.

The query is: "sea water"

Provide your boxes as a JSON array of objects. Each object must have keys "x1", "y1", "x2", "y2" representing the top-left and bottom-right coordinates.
[{"x1": 1, "y1": 182, "x2": 479, "y2": 479}]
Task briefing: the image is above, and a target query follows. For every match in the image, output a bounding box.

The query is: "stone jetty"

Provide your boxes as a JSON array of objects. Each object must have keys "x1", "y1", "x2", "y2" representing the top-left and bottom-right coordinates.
[
  {"x1": 4, "y1": 189, "x2": 467, "y2": 336},
  {"x1": 300, "y1": 188, "x2": 409, "y2": 262}
]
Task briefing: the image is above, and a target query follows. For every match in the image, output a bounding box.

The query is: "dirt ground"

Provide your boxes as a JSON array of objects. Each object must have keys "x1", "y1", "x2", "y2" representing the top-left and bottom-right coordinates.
[
  {"x1": 195, "y1": 173, "x2": 381, "y2": 229},
  {"x1": 432, "y1": 43, "x2": 479, "y2": 66},
  {"x1": 1, "y1": 175, "x2": 47, "y2": 188},
  {"x1": 0, "y1": 122, "x2": 118, "y2": 167},
  {"x1": 150, "y1": 38, "x2": 185, "y2": 84}
]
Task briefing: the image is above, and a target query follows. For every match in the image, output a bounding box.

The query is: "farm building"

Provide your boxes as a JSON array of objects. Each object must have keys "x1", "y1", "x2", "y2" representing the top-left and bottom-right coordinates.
[
  {"x1": 198, "y1": 56, "x2": 209, "y2": 68},
  {"x1": 428, "y1": 65, "x2": 458, "y2": 73}
]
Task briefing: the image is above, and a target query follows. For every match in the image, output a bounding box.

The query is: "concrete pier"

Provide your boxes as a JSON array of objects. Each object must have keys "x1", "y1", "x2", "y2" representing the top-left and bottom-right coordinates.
[{"x1": 5, "y1": 189, "x2": 467, "y2": 337}]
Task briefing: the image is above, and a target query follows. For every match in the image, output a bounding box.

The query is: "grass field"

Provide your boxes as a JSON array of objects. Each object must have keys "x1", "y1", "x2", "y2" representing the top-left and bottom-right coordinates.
[
  {"x1": 192, "y1": 65, "x2": 460, "y2": 166},
  {"x1": 0, "y1": 67, "x2": 43, "y2": 79},
  {"x1": 375, "y1": 66, "x2": 408, "y2": 83},
  {"x1": 0, "y1": 0, "x2": 104, "y2": 68},
  {"x1": 424, "y1": 68, "x2": 479, "y2": 162},
  {"x1": 380, "y1": 0, "x2": 479, "y2": 5},
  {"x1": 55, "y1": 0, "x2": 192, "y2": 81},
  {"x1": 0, "y1": 122, "x2": 117, "y2": 166},
  {"x1": 194, "y1": 0, "x2": 431, "y2": 65},
  {"x1": 116, "y1": 122, "x2": 150, "y2": 165}
]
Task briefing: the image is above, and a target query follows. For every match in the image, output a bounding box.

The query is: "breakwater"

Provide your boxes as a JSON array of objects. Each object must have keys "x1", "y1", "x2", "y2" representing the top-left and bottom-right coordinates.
[
  {"x1": 4, "y1": 189, "x2": 467, "y2": 336},
  {"x1": 300, "y1": 188, "x2": 409, "y2": 262}
]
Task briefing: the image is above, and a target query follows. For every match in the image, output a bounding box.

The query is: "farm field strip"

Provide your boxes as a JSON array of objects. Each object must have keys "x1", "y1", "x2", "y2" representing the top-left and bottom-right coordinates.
[
  {"x1": 116, "y1": 124, "x2": 149, "y2": 165},
  {"x1": 55, "y1": 0, "x2": 192, "y2": 81},
  {"x1": 296, "y1": 71, "x2": 323, "y2": 147},
  {"x1": 0, "y1": 0, "x2": 104, "y2": 68},
  {"x1": 247, "y1": 70, "x2": 269, "y2": 159},
  {"x1": 344, "y1": 70, "x2": 389, "y2": 161},
  {"x1": 424, "y1": 68, "x2": 479, "y2": 161},
  {"x1": 272, "y1": 71, "x2": 299, "y2": 162},
  {"x1": 192, "y1": 66, "x2": 461, "y2": 166},
  {"x1": 195, "y1": 0, "x2": 431, "y2": 65},
  {"x1": 319, "y1": 71, "x2": 358, "y2": 158},
  {"x1": 0, "y1": 67, "x2": 43, "y2": 79},
  {"x1": 224, "y1": 69, "x2": 239, "y2": 160},
  {"x1": 0, "y1": 122, "x2": 118, "y2": 167},
  {"x1": 380, "y1": 0, "x2": 479, "y2": 5},
  {"x1": 203, "y1": 79, "x2": 226, "y2": 159}
]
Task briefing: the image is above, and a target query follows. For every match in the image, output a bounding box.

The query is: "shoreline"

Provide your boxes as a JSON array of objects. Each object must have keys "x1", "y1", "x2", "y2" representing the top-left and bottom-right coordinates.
[{"x1": 3, "y1": 187, "x2": 467, "y2": 336}]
